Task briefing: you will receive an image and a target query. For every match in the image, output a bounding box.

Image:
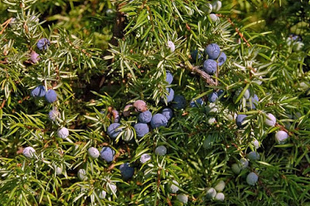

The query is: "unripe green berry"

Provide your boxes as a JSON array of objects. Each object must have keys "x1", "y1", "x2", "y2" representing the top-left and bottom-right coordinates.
[
  {"x1": 214, "y1": 180, "x2": 225, "y2": 192},
  {"x1": 231, "y1": 163, "x2": 241, "y2": 174}
]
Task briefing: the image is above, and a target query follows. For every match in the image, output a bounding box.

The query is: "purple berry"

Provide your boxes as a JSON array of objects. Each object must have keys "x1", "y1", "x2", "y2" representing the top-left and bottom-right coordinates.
[
  {"x1": 247, "y1": 94, "x2": 259, "y2": 109},
  {"x1": 190, "y1": 98, "x2": 204, "y2": 107},
  {"x1": 203, "y1": 59, "x2": 217, "y2": 75},
  {"x1": 217, "y1": 52, "x2": 226, "y2": 66},
  {"x1": 161, "y1": 108, "x2": 173, "y2": 121},
  {"x1": 37, "y1": 38, "x2": 50, "y2": 50},
  {"x1": 151, "y1": 114, "x2": 168, "y2": 128},
  {"x1": 138, "y1": 110, "x2": 152, "y2": 123},
  {"x1": 236, "y1": 114, "x2": 247, "y2": 128},
  {"x1": 31, "y1": 85, "x2": 46, "y2": 97},
  {"x1": 45, "y1": 89, "x2": 57, "y2": 103},
  {"x1": 172, "y1": 95, "x2": 186, "y2": 109},
  {"x1": 107, "y1": 123, "x2": 122, "y2": 138},
  {"x1": 166, "y1": 88, "x2": 175, "y2": 103},
  {"x1": 166, "y1": 71, "x2": 173, "y2": 84},
  {"x1": 100, "y1": 147, "x2": 115, "y2": 162},
  {"x1": 205, "y1": 43, "x2": 221, "y2": 59},
  {"x1": 30, "y1": 50, "x2": 39, "y2": 63},
  {"x1": 120, "y1": 163, "x2": 134, "y2": 180},
  {"x1": 134, "y1": 123, "x2": 149, "y2": 138},
  {"x1": 191, "y1": 50, "x2": 203, "y2": 62},
  {"x1": 208, "y1": 92, "x2": 218, "y2": 103}
]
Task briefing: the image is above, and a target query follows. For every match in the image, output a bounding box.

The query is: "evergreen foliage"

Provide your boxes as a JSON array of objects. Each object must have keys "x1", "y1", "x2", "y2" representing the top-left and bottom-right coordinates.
[{"x1": 0, "y1": 0, "x2": 310, "y2": 205}]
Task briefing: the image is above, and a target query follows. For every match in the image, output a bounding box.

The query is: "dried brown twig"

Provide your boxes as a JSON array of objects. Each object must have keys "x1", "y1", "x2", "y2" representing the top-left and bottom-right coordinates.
[
  {"x1": 180, "y1": 63, "x2": 217, "y2": 86},
  {"x1": 0, "y1": 18, "x2": 12, "y2": 35}
]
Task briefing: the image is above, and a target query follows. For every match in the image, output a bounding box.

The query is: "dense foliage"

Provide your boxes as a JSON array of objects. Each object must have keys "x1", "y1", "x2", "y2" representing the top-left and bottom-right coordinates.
[{"x1": 0, "y1": 0, "x2": 310, "y2": 205}]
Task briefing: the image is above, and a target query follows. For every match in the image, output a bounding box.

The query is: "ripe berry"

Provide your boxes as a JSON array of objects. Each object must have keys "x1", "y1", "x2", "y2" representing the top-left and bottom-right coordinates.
[
  {"x1": 203, "y1": 59, "x2": 218, "y2": 74},
  {"x1": 166, "y1": 88, "x2": 175, "y2": 103},
  {"x1": 191, "y1": 50, "x2": 203, "y2": 62},
  {"x1": 45, "y1": 89, "x2": 57, "y2": 103},
  {"x1": 120, "y1": 163, "x2": 134, "y2": 180},
  {"x1": 151, "y1": 114, "x2": 168, "y2": 128},
  {"x1": 236, "y1": 114, "x2": 247, "y2": 128},
  {"x1": 37, "y1": 38, "x2": 50, "y2": 50},
  {"x1": 247, "y1": 94, "x2": 259, "y2": 109},
  {"x1": 190, "y1": 98, "x2": 204, "y2": 107},
  {"x1": 217, "y1": 52, "x2": 226, "y2": 66},
  {"x1": 236, "y1": 88, "x2": 250, "y2": 99},
  {"x1": 172, "y1": 95, "x2": 186, "y2": 109},
  {"x1": 57, "y1": 127, "x2": 69, "y2": 139},
  {"x1": 88, "y1": 147, "x2": 100, "y2": 159},
  {"x1": 205, "y1": 43, "x2": 221, "y2": 59},
  {"x1": 107, "y1": 123, "x2": 122, "y2": 138},
  {"x1": 208, "y1": 92, "x2": 218, "y2": 103},
  {"x1": 246, "y1": 172, "x2": 258, "y2": 186},
  {"x1": 23, "y1": 146, "x2": 35, "y2": 158},
  {"x1": 138, "y1": 110, "x2": 152, "y2": 123},
  {"x1": 134, "y1": 123, "x2": 149, "y2": 138},
  {"x1": 166, "y1": 70, "x2": 173, "y2": 84},
  {"x1": 31, "y1": 85, "x2": 46, "y2": 97},
  {"x1": 100, "y1": 147, "x2": 115, "y2": 162},
  {"x1": 161, "y1": 108, "x2": 173, "y2": 121}
]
